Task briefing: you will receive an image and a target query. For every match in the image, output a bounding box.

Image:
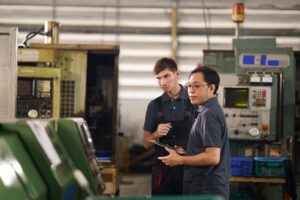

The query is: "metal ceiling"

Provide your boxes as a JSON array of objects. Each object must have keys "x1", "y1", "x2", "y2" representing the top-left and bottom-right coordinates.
[{"x1": 1, "y1": 0, "x2": 300, "y2": 9}]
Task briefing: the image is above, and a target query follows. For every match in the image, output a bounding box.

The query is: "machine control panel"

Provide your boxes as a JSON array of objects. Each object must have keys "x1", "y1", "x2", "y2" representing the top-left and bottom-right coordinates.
[
  {"x1": 16, "y1": 78, "x2": 53, "y2": 118},
  {"x1": 218, "y1": 86, "x2": 274, "y2": 140},
  {"x1": 249, "y1": 87, "x2": 271, "y2": 110}
]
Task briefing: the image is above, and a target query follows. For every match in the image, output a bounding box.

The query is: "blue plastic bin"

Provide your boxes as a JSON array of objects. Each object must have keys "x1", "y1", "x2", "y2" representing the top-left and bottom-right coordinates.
[{"x1": 231, "y1": 157, "x2": 253, "y2": 177}]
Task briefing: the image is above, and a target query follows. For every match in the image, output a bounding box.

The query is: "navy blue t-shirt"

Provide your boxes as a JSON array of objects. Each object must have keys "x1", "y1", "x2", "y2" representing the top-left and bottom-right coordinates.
[
  {"x1": 183, "y1": 97, "x2": 231, "y2": 200},
  {"x1": 143, "y1": 86, "x2": 191, "y2": 132}
]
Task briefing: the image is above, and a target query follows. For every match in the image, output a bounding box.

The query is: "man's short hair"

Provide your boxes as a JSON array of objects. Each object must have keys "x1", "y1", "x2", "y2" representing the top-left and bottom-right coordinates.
[
  {"x1": 153, "y1": 57, "x2": 178, "y2": 75},
  {"x1": 189, "y1": 66, "x2": 220, "y2": 95}
]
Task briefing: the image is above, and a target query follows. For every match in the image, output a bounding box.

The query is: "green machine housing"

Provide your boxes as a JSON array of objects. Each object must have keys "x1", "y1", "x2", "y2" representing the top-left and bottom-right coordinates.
[
  {"x1": 54, "y1": 118, "x2": 104, "y2": 194},
  {"x1": 0, "y1": 120, "x2": 81, "y2": 200},
  {"x1": 0, "y1": 128, "x2": 47, "y2": 200}
]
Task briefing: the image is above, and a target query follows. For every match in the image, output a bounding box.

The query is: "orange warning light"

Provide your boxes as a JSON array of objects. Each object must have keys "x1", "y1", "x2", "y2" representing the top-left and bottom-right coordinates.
[{"x1": 232, "y1": 3, "x2": 245, "y2": 23}]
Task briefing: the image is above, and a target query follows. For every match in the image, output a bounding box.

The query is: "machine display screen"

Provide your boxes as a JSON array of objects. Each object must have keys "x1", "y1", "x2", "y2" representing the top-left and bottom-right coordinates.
[
  {"x1": 224, "y1": 88, "x2": 249, "y2": 108},
  {"x1": 17, "y1": 79, "x2": 33, "y2": 97},
  {"x1": 17, "y1": 78, "x2": 52, "y2": 98}
]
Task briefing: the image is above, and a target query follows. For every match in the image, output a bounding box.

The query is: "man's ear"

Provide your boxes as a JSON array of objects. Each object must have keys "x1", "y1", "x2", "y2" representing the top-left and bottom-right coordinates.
[{"x1": 209, "y1": 84, "x2": 216, "y2": 95}]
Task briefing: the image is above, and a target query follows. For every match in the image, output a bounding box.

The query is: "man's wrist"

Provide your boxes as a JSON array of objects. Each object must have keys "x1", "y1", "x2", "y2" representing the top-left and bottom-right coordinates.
[
  {"x1": 178, "y1": 156, "x2": 184, "y2": 165},
  {"x1": 153, "y1": 131, "x2": 159, "y2": 139}
]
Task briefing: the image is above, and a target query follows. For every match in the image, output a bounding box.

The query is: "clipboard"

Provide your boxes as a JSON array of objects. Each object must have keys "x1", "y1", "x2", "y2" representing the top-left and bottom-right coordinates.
[{"x1": 149, "y1": 139, "x2": 185, "y2": 155}]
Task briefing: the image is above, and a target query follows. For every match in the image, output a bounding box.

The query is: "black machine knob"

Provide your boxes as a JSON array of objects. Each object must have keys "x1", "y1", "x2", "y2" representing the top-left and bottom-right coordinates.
[{"x1": 234, "y1": 129, "x2": 239, "y2": 134}]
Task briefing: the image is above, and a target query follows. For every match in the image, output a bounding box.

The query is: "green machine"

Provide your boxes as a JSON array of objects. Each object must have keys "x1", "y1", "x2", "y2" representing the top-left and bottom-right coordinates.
[
  {"x1": 54, "y1": 118, "x2": 104, "y2": 195},
  {"x1": 0, "y1": 120, "x2": 81, "y2": 200},
  {"x1": 204, "y1": 38, "x2": 295, "y2": 143},
  {"x1": 0, "y1": 128, "x2": 47, "y2": 200}
]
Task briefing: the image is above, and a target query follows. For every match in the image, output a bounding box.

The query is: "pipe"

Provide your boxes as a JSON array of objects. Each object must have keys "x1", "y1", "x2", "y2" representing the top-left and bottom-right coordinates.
[{"x1": 44, "y1": 21, "x2": 60, "y2": 44}]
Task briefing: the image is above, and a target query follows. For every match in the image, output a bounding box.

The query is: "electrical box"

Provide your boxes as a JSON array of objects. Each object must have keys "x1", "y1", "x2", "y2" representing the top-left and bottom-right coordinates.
[{"x1": 100, "y1": 166, "x2": 118, "y2": 196}]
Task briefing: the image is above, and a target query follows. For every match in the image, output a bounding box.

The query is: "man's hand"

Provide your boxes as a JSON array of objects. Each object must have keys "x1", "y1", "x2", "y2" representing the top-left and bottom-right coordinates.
[
  {"x1": 143, "y1": 123, "x2": 171, "y2": 148},
  {"x1": 158, "y1": 147, "x2": 183, "y2": 167},
  {"x1": 155, "y1": 123, "x2": 172, "y2": 138},
  {"x1": 174, "y1": 145, "x2": 186, "y2": 155}
]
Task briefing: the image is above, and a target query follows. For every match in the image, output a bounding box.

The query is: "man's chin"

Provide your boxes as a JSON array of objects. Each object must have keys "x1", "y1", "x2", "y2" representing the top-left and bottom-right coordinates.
[{"x1": 190, "y1": 100, "x2": 198, "y2": 105}]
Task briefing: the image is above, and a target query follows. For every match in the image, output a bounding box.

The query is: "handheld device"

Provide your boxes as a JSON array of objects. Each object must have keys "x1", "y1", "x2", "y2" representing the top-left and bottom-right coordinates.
[{"x1": 149, "y1": 140, "x2": 185, "y2": 155}]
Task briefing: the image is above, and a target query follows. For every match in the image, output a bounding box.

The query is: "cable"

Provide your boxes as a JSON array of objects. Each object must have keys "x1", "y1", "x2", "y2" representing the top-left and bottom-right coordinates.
[{"x1": 18, "y1": 26, "x2": 49, "y2": 48}]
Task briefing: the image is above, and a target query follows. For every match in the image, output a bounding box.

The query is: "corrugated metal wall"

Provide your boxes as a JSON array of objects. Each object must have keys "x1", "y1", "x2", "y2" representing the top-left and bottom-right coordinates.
[
  {"x1": 1, "y1": 0, "x2": 299, "y2": 141},
  {"x1": 1, "y1": 1, "x2": 299, "y2": 99}
]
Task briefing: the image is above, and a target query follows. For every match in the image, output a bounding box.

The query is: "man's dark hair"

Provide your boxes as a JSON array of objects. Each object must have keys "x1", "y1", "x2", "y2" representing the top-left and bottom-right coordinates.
[
  {"x1": 153, "y1": 57, "x2": 178, "y2": 75},
  {"x1": 189, "y1": 66, "x2": 220, "y2": 95}
]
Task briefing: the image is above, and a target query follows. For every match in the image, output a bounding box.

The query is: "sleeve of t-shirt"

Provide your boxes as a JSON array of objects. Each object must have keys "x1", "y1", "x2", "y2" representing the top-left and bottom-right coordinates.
[
  {"x1": 201, "y1": 111, "x2": 222, "y2": 148},
  {"x1": 143, "y1": 101, "x2": 158, "y2": 133}
]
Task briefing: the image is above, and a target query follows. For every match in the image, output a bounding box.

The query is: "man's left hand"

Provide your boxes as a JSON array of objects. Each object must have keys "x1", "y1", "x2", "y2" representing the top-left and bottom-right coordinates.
[{"x1": 158, "y1": 147, "x2": 182, "y2": 167}]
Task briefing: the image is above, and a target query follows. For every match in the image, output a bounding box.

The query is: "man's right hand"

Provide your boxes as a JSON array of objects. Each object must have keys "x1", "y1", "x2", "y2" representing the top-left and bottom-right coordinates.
[
  {"x1": 143, "y1": 123, "x2": 172, "y2": 148},
  {"x1": 155, "y1": 123, "x2": 172, "y2": 138}
]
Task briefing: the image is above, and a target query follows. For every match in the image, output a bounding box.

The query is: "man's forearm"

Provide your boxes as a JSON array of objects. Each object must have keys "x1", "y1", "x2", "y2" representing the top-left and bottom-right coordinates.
[
  {"x1": 143, "y1": 130, "x2": 158, "y2": 148},
  {"x1": 180, "y1": 149, "x2": 220, "y2": 166}
]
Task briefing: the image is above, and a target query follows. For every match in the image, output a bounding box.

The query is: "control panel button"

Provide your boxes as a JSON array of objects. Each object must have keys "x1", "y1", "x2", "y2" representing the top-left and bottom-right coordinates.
[
  {"x1": 249, "y1": 127, "x2": 260, "y2": 137},
  {"x1": 28, "y1": 109, "x2": 38, "y2": 119}
]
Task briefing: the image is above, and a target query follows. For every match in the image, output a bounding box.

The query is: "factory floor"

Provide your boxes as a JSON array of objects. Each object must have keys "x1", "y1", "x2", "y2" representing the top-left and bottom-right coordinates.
[
  {"x1": 119, "y1": 173, "x2": 151, "y2": 197},
  {"x1": 117, "y1": 173, "x2": 300, "y2": 200}
]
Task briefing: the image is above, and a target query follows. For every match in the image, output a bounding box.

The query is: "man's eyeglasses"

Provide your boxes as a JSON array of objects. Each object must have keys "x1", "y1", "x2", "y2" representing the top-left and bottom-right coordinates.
[{"x1": 185, "y1": 82, "x2": 208, "y2": 90}]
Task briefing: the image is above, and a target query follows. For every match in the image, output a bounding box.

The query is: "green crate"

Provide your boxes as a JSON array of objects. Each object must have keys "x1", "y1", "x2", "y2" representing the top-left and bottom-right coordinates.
[{"x1": 254, "y1": 157, "x2": 287, "y2": 178}]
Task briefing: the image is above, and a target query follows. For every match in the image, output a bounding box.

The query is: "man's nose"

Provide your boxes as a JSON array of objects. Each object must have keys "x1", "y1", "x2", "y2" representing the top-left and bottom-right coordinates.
[
  {"x1": 160, "y1": 78, "x2": 167, "y2": 85},
  {"x1": 188, "y1": 89, "x2": 195, "y2": 94}
]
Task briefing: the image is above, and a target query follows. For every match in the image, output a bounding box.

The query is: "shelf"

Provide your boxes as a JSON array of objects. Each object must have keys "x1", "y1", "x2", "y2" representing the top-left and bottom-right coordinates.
[{"x1": 230, "y1": 176, "x2": 285, "y2": 184}]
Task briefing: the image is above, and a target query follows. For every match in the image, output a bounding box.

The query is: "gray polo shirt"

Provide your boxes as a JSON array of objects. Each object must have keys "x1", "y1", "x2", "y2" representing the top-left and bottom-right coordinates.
[{"x1": 183, "y1": 97, "x2": 231, "y2": 200}]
